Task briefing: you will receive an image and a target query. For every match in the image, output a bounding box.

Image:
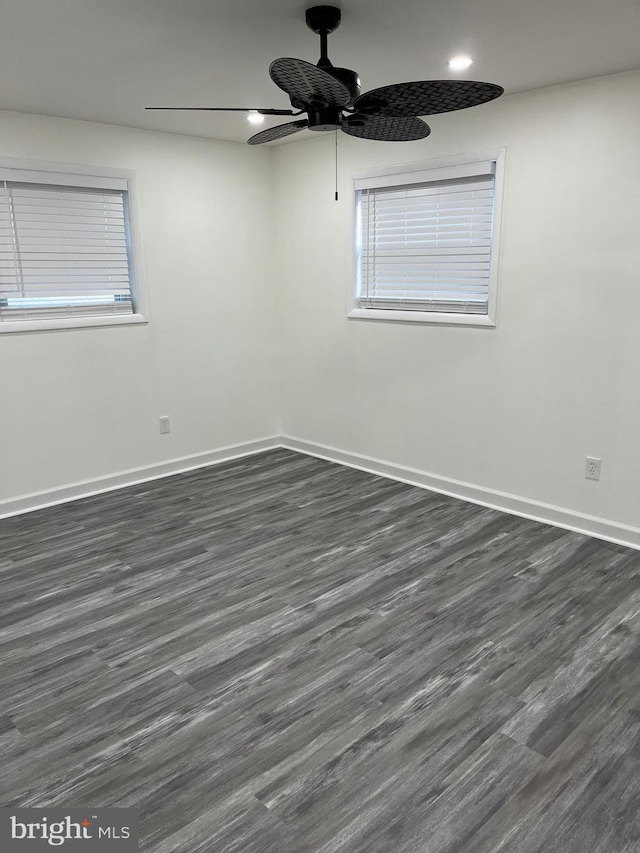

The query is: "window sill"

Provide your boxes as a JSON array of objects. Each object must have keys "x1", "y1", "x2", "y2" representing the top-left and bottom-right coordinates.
[
  {"x1": 0, "y1": 313, "x2": 149, "y2": 334},
  {"x1": 347, "y1": 308, "x2": 496, "y2": 327}
]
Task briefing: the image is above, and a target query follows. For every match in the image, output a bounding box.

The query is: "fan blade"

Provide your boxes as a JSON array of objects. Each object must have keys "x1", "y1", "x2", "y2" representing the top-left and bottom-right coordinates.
[
  {"x1": 248, "y1": 119, "x2": 308, "y2": 145},
  {"x1": 353, "y1": 80, "x2": 504, "y2": 117},
  {"x1": 269, "y1": 58, "x2": 350, "y2": 108},
  {"x1": 342, "y1": 114, "x2": 430, "y2": 142},
  {"x1": 145, "y1": 107, "x2": 298, "y2": 115}
]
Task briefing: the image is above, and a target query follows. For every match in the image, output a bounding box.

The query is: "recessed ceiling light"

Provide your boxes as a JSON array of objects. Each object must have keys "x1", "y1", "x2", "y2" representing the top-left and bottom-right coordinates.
[
  {"x1": 448, "y1": 56, "x2": 473, "y2": 72},
  {"x1": 247, "y1": 111, "x2": 265, "y2": 125}
]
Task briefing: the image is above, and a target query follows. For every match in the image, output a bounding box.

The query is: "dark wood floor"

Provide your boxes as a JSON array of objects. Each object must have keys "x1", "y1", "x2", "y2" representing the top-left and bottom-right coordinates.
[{"x1": 1, "y1": 449, "x2": 640, "y2": 851}]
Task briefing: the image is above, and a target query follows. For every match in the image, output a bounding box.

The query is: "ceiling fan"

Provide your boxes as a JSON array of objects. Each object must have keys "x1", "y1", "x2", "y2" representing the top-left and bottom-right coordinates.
[{"x1": 146, "y1": 5, "x2": 504, "y2": 144}]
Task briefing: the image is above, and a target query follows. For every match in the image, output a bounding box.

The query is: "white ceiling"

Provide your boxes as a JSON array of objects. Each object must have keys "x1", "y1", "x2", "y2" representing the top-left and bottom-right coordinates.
[{"x1": 1, "y1": 0, "x2": 639, "y2": 145}]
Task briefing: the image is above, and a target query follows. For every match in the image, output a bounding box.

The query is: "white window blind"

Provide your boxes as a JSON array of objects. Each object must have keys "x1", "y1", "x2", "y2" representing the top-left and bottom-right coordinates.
[
  {"x1": 0, "y1": 181, "x2": 134, "y2": 322},
  {"x1": 356, "y1": 162, "x2": 496, "y2": 315}
]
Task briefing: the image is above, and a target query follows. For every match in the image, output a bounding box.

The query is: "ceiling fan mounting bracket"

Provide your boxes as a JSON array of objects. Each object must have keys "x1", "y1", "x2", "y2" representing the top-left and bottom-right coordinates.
[{"x1": 305, "y1": 6, "x2": 342, "y2": 35}]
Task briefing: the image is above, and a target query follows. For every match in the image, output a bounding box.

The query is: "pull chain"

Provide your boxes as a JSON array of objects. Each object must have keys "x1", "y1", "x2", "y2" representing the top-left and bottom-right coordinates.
[{"x1": 334, "y1": 128, "x2": 339, "y2": 201}]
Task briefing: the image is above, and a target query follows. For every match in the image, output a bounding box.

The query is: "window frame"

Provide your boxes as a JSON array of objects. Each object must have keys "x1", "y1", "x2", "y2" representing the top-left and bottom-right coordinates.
[
  {"x1": 347, "y1": 149, "x2": 505, "y2": 327},
  {"x1": 0, "y1": 157, "x2": 148, "y2": 334}
]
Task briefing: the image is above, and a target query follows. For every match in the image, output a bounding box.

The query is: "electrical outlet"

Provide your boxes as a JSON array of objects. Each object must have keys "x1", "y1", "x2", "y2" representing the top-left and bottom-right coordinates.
[
  {"x1": 585, "y1": 457, "x2": 601, "y2": 481},
  {"x1": 159, "y1": 416, "x2": 171, "y2": 435}
]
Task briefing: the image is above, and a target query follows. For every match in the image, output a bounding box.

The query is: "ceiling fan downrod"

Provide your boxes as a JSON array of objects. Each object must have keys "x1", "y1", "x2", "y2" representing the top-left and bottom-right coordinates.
[
  {"x1": 305, "y1": 5, "x2": 341, "y2": 66},
  {"x1": 306, "y1": 6, "x2": 361, "y2": 107}
]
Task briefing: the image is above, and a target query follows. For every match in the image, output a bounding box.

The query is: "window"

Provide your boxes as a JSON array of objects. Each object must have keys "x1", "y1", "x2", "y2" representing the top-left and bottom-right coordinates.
[
  {"x1": 0, "y1": 159, "x2": 147, "y2": 333},
  {"x1": 349, "y1": 152, "x2": 504, "y2": 326}
]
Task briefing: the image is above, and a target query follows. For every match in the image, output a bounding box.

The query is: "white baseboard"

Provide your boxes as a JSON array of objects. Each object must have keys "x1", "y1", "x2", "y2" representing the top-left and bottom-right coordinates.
[
  {"x1": 281, "y1": 435, "x2": 640, "y2": 552},
  {"x1": 0, "y1": 436, "x2": 280, "y2": 519},
  {"x1": 3, "y1": 433, "x2": 639, "y2": 553}
]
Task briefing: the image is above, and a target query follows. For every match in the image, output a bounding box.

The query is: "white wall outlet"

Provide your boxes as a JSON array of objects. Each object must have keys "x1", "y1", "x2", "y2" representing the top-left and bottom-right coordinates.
[
  {"x1": 159, "y1": 416, "x2": 171, "y2": 435},
  {"x1": 585, "y1": 457, "x2": 601, "y2": 481}
]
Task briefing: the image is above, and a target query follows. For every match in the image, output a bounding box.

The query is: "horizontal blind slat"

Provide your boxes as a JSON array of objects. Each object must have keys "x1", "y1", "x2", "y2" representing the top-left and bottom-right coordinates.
[
  {"x1": 0, "y1": 178, "x2": 134, "y2": 322},
  {"x1": 358, "y1": 167, "x2": 496, "y2": 315}
]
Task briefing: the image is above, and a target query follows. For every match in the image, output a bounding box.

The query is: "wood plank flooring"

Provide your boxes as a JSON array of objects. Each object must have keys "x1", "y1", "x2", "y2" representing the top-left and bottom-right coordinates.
[{"x1": 1, "y1": 448, "x2": 640, "y2": 851}]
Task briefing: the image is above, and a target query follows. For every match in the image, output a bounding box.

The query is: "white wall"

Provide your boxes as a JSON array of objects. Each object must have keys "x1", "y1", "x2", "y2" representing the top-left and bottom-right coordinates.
[
  {"x1": 274, "y1": 71, "x2": 640, "y2": 537},
  {"x1": 0, "y1": 112, "x2": 279, "y2": 506},
  {"x1": 3, "y1": 72, "x2": 639, "y2": 543}
]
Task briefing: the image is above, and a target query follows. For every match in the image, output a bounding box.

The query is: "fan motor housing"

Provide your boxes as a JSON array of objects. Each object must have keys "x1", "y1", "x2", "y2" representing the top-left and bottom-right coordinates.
[
  {"x1": 307, "y1": 104, "x2": 342, "y2": 131},
  {"x1": 323, "y1": 66, "x2": 361, "y2": 104}
]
